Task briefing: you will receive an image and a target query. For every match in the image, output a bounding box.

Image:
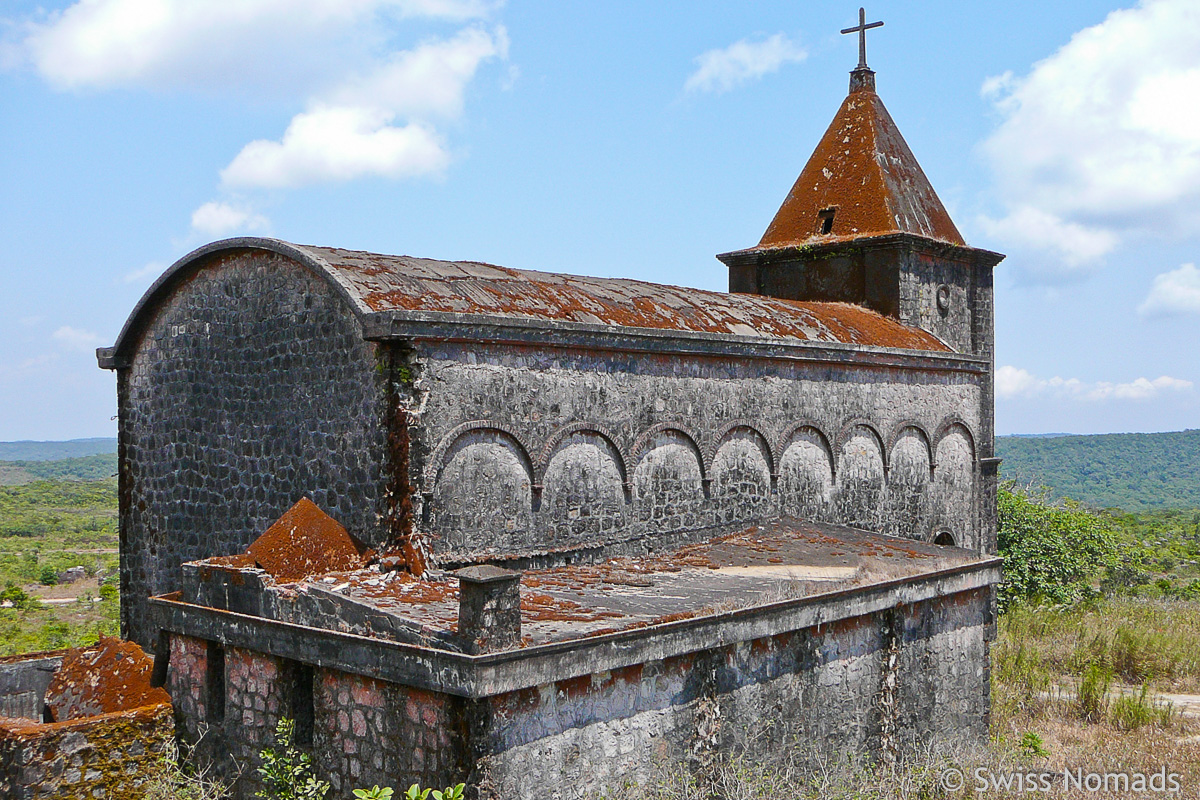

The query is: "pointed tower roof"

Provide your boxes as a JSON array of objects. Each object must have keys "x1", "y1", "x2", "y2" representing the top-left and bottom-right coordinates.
[{"x1": 757, "y1": 69, "x2": 965, "y2": 249}]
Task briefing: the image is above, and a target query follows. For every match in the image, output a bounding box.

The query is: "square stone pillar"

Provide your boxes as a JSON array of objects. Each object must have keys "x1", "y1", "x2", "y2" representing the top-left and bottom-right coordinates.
[{"x1": 455, "y1": 565, "x2": 522, "y2": 654}]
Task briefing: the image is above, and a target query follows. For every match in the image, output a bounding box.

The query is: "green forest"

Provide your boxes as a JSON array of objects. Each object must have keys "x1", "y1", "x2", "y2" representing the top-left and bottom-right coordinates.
[{"x1": 997, "y1": 429, "x2": 1200, "y2": 511}]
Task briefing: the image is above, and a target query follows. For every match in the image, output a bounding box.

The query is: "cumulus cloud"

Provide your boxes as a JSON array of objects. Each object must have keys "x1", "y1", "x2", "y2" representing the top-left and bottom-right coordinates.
[
  {"x1": 220, "y1": 27, "x2": 503, "y2": 188},
  {"x1": 685, "y1": 33, "x2": 806, "y2": 94},
  {"x1": 18, "y1": 0, "x2": 497, "y2": 91},
  {"x1": 997, "y1": 365, "x2": 1193, "y2": 401},
  {"x1": 1138, "y1": 263, "x2": 1200, "y2": 317},
  {"x1": 976, "y1": 206, "x2": 1118, "y2": 277},
  {"x1": 979, "y1": 0, "x2": 1200, "y2": 277},
  {"x1": 14, "y1": 2, "x2": 507, "y2": 193},
  {"x1": 189, "y1": 202, "x2": 270, "y2": 235},
  {"x1": 52, "y1": 326, "x2": 102, "y2": 352}
]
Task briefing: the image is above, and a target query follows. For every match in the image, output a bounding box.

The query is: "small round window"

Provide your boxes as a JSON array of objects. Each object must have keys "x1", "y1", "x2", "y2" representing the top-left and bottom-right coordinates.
[
  {"x1": 936, "y1": 284, "x2": 951, "y2": 313},
  {"x1": 933, "y1": 530, "x2": 956, "y2": 547}
]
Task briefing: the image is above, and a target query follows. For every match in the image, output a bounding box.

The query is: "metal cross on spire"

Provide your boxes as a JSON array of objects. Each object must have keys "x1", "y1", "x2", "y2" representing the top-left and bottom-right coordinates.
[{"x1": 841, "y1": 7, "x2": 884, "y2": 70}]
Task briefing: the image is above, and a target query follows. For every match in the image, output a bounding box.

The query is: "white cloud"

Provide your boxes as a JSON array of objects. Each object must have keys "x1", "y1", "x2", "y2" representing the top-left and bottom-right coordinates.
[
  {"x1": 52, "y1": 326, "x2": 102, "y2": 352},
  {"x1": 189, "y1": 202, "x2": 270, "y2": 236},
  {"x1": 19, "y1": 0, "x2": 496, "y2": 91},
  {"x1": 1138, "y1": 262, "x2": 1200, "y2": 316},
  {"x1": 685, "y1": 33, "x2": 806, "y2": 94},
  {"x1": 977, "y1": 206, "x2": 1118, "y2": 277},
  {"x1": 980, "y1": 0, "x2": 1200, "y2": 276},
  {"x1": 222, "y1": 110, "x2": 449, "y2": 188},
  {"x1": 122, "y1": 261, "x2": 166, "y2": 284},
  {"x1": 997, "y1": 365, "x2": 1193, "y2": 401},
  {"x1": 14, "y1": 2, "x2": 507, "y2": 194},
  {"x1": 220, "y1": 27, "x2": 503, "y2": 188},
  {"x1": 329, "y1": 26, "x2": 506, "y2": 119}
]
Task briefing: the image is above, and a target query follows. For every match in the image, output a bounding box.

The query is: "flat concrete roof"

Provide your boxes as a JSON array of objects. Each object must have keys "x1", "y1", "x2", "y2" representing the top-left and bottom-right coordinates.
[{"x1": 199, "y1": 518, "x2": 989, "y2": 649}]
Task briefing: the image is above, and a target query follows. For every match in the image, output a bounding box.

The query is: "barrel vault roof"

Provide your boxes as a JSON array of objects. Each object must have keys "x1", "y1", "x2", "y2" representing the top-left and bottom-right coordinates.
[{"x1": 100, "y1": 238, "x2": 953, "y2": 363}]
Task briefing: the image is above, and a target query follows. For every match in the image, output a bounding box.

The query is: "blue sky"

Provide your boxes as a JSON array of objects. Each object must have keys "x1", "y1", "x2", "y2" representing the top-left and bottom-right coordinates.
[{"x1": 2, "y1": 0, "x2": 1198, "y2": 440}]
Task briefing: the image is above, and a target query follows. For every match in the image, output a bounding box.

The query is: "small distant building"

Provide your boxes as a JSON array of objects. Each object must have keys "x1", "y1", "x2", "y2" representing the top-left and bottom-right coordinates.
[{"x1": 98, "y1": 31, "x2": 1004, "y2": 800}]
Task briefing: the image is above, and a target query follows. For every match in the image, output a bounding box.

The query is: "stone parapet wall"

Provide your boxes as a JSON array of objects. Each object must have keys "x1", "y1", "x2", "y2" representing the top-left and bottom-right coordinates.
[
  {"x1": 0, "y1": 653, "x2": 61, "y2": 722},
  {"x1": 477, "y1": 587, "x2": 990, "y2": 798},
  {"x1": 166, "y1": 585, "x2": 990, "y2": 799},
  {"x1": 0, "y1": 703, "x2": 172, "y2": 800}
]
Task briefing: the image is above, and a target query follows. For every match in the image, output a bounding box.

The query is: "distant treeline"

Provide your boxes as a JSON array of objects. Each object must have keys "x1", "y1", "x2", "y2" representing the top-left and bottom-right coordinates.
[
  {"x1": 0, "y1": 454, "x2": 118, "y2": 485},
  {"x1": 0, "y1": 438, "x2": 116, "y2": 461},
  {"x1": 997, "y1": 429, "x2": 1200, "y2": 512}
]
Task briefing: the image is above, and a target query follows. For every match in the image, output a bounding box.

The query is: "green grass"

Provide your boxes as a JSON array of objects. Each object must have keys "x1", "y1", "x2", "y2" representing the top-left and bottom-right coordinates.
[
  {"x1": 0, "y1": 477, "x2": 119, "y2": 656},
  {"x1": 1000, "y1": 599, "x2": 1200, "y2": 691}
]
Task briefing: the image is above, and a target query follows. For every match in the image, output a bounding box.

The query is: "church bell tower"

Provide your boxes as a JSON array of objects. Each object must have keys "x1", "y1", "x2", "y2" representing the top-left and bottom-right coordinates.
[{"x1": 717, "y1": 8, "x2": 1004, "y2": 358}]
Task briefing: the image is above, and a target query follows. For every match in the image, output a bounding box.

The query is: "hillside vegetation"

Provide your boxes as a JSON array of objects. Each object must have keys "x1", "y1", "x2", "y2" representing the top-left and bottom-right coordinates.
[
  {"x1": 0, "y1": 437, "x2": 116, "y2": 461},
  {"x1": 0, "y1": 453, "x2": 118, "y2": 485},
  {"x1": 997, "y1": 429, "x2": 1200, "y2": 511}
]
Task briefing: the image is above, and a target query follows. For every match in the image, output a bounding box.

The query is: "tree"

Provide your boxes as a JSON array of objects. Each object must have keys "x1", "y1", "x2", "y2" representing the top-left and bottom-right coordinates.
[{"x1": 997, "y1": 484, "x2": 1117, "y2": 609}]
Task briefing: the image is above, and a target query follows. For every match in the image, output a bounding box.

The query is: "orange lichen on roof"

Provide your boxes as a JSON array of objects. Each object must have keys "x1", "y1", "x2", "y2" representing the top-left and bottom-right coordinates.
[
  {"x1": 248, "y1": 498, "x2": 373, "y2": 583},
  {"x1": 42, "y1": 638, "x2": 169, "y2": 722},
  {"x1": 758, "y1": 87, "x2": 965, "y2": 248},
  {"x1": 299, "y1": 246, "x2": 951, "y2": 352}
]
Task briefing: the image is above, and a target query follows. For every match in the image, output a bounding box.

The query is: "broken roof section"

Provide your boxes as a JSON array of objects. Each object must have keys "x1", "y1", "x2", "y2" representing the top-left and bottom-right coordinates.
[
  {"x1": 42, "y1": 638, "x2": 169, "y2": 722},
  {"x1": 757, "y1": 77, "x2": 965, "y2": 249},
  {"x1": 247, "y1": 497, "x2": 373, "y2": 583}
]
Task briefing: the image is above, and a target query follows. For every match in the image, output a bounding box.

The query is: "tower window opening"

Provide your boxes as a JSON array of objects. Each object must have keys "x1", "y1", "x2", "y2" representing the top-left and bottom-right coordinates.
[{"x1": 818, "y1": 208, "x2": 836, "y2": 234}]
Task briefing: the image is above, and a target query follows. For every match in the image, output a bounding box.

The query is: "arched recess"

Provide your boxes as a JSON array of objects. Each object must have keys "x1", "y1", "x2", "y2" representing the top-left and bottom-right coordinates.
[
  {"x1": 885, "y1": 425, "x2": 934, "y2": 540},
  {"x1": 886, "y1": 423, "x2": 934, "y2": 478},
  {"x1": 710, "y1": 426, "x2": 774, "y2": 525},
  {"x1": 777, "y1": 425, "x2": 835, "y2": 522},
  {"x1": 428, "y1": 426, "x2": 535, "y2": 555},
  {"x1": 540, "y1": 431, "x2": 629, "y2": 545},
  {"x1": 834, "y1": 423, "x2": 887, "y2": 532},
  {"x1": 425, "y1": 420, "x2": 535, "y2": 494},
  {"x1": 932, "y1": 419, "x2": 977, "y2": 468},
  {"x1": 631, "y1": 428, "x2": 707, "y2": 533},
  {"x1": 537, "y1": 423, "x2": 629, "y2": 492},
  {"x1": 929, "y1": 421, "x2": 977, "y2": 551}
]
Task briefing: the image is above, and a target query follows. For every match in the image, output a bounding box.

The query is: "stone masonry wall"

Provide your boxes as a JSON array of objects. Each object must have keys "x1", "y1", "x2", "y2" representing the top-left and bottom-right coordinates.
[
  {"x1": 410, "y1": 341, "x2": 985, "y2": 563},
  {"x1": 119, "y1": 250, "x2": 391, "y2": 648},
  {"x1": 0, "y1": 703, "x2": 172, "y2": 800},
  {"x1": 167, "y1": 634, "x2": 464, "y2": 799},
  {"x1": 313, "y1": 672, "x2": 463, "y2": 796},
  {"x1": 475, "y1": 588, "x2": 991, "y2": 798}
]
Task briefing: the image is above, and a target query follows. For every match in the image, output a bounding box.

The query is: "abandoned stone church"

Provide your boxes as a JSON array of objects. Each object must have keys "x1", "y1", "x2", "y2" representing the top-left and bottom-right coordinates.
[{"x1": 97, "y1": 47, "x2": 1004, "y2": 799}]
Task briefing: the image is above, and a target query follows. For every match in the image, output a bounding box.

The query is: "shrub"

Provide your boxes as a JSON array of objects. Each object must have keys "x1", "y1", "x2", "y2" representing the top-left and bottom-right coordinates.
[
  {"x1": 0, "y1": 584, "x2": 30, "y2": 610},
  {"x1": 998, "y1": 485, "x2": 1117, "y2": 610},
  {"x1": 256, "y1": 718, "x2": 329, "y2": 800},
  {"x1": 1018, "y1": 731, "x2": 1049, "y2": 758},
  {"x1": 39, "y1": 565, "x2": 58, "y2": 586}
]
